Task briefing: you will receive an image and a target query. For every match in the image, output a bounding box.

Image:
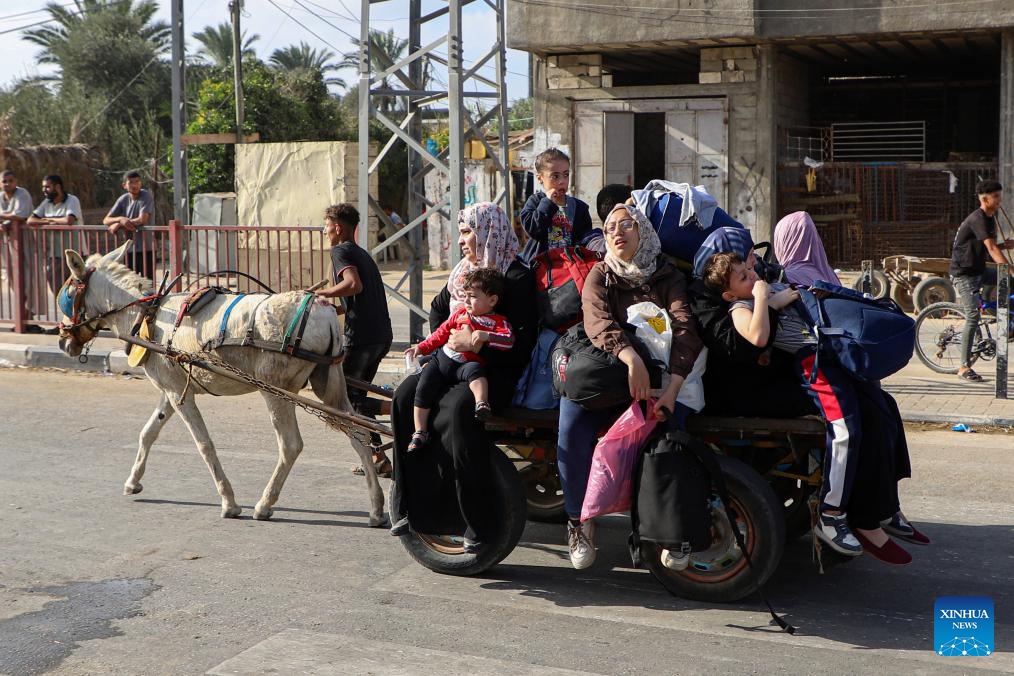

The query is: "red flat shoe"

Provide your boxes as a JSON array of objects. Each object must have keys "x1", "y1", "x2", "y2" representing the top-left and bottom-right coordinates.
[{"x1": 854, "y1": 530, "x2": 912, "y2": 566}]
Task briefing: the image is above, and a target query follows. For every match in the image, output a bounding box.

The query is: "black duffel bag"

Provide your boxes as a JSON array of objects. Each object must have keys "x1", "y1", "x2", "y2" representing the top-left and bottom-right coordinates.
[
  {"x1": 629, "y1": 428, "x2": 713, "y2": 559},
  {"x1": 550, "y1": 323, "x2": 663, "y2": 411}
]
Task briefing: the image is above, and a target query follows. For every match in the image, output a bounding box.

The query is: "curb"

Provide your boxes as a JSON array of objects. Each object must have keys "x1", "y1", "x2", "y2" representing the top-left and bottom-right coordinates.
[
  {"x1": 897, "y1": 411, "x2": 1014, "y2": 428},
  {"x1": 0, "y1": 344, "x2": 143, "y2": 376}
]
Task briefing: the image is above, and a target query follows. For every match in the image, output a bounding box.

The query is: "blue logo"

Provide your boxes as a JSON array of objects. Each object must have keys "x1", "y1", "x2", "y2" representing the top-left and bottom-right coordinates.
[{"x1": 935, "y1": 596, "x2": 993, "y2": 656}]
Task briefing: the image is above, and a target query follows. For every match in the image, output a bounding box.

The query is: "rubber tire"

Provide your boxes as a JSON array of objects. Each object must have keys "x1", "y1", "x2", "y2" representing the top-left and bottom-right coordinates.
[
  {"x1": 913, "y1": 301, "x2": 976, "y2": 374},
  {"x1": 851, "y1": 269, "x2": 890, "y2": 299},
  {"x1": 518, "y1": 461, "x2": 567, "y2": 524},
  {"x1": 640, "y1": 455, "x2": 785, "y2": 604},
  {"x1": 912, "y1": 276, "x2": 955, "y2": 313},
  {"x1": 399, "y1": 447, "x2": 527, "y2": 576},
  {"x1": 889, "y1": 276, "x2": 918, "y2": 314}
]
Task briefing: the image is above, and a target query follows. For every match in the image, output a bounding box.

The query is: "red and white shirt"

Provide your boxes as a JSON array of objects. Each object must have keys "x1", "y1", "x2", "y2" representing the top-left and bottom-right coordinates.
[{"x1": 417, "y1": 307, "x2": 515, "y2": 363}]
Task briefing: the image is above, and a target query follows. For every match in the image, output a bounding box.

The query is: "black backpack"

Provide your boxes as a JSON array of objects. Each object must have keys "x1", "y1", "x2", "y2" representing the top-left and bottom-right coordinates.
[{"x1": 629, "y1": 428, "x2": 713, "y2": 560}]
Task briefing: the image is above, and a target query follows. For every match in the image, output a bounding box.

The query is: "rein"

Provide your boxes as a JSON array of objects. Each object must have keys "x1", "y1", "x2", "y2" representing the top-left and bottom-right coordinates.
[{"x1": 57, "y1": 267, "x2": 161, "y2": 345}]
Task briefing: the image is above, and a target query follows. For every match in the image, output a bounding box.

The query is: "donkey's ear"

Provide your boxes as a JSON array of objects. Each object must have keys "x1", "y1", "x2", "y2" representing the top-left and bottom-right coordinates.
[
  {"x1": 65, "y1": 250, "x2": 87, "y2": 279},
  {"x1": 99, "y1": 239, "x2": 132, "y2": 266}
]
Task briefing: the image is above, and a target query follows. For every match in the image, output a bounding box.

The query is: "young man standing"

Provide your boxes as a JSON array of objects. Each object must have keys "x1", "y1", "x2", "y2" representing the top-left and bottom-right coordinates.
[
  {"x1": 27, "y1": 174, "x2": 84, "y2": 331},
  {"x1": 316, "y1": 203, "x2": 394, "y2": 475},
  {"x1": 949, "y1": 179, "x2": 1014, "y2": 382},
  {"x1": 103, "y1": 170, "x2": 155, "y2": 277},
  {"x1": 0, "y1": 170, "x2": 42, "y2": 332}
]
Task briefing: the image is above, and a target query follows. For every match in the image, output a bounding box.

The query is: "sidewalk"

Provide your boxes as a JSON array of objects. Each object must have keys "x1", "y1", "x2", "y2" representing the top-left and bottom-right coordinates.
[{"x1": 4, "y1": 263, "x2": 1013, "y2": 427}]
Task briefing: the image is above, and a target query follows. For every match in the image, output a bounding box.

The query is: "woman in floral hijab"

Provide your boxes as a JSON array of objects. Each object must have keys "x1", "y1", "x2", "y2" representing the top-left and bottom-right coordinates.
[{"x1": 447, "y1": 202, "x2": 520, "y2": 312}]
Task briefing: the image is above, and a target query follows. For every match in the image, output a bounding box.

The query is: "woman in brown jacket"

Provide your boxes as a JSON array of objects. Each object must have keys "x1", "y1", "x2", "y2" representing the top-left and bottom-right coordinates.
[{"x1": 559, "y1": 203, "x2": 703, "y2": 570}]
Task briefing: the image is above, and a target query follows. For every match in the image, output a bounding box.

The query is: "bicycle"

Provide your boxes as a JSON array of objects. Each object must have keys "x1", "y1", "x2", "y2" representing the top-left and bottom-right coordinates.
[{"x1": 914, "y1": 292, "x2": 1014, "y2": 373}]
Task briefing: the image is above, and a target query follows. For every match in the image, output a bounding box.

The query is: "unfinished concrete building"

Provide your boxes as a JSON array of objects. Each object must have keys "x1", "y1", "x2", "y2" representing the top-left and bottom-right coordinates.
[{"x1": 507, "y1": 1, "x2": 1014, "y2": 266}]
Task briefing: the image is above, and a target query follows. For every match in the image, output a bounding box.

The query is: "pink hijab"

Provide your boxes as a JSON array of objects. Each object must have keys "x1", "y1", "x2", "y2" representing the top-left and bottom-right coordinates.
[
  {"x1": 447, "y1": 202, "x2": 520, "y2": 312},
  {"x1": 773, "y1": 211, "x2": 841, "y2": 286}
]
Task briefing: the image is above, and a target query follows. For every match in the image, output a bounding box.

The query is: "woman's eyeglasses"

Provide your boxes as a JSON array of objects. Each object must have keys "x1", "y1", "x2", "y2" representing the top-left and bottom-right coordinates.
[{"x1": 603, "y1": 219, "x2": 636, "y2": 235}]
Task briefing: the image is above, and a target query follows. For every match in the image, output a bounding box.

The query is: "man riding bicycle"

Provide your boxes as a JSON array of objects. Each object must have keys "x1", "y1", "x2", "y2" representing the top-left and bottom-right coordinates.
[{"x1": 949, "y1": 179, "x2": 1014, "y2": 382}]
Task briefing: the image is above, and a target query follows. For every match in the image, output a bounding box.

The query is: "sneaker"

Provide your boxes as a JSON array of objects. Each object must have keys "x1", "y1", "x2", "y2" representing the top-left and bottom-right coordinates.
[
  {"x1": 880, "y1": 512, "x2": 931, "y2": 545},
  {"x1": 474, "y1": 400, "x2": 492, "y2": 422},
  {"x1": 660, "y1": 543, "x2": 691, "y2": 571},
  {"x1": 567, "y1": 520, "x2": 596, "y2": 570},
  {"x1": 814, "y1": 511, "x2": 863, "y2": 556}
]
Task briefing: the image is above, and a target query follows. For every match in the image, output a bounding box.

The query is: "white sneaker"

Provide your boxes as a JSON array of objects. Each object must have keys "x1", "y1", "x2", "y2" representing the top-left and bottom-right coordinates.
[
  {"x1": 567, "y1": 520, "x2": 596, "y2": 570},
  {"x1": 661, "y1": 543, "x2": 691, "y2": 571}
]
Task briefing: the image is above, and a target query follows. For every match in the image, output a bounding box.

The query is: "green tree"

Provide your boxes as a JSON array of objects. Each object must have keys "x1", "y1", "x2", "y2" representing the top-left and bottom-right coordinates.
[
  {"x1": 270, "y1": 42, "x2": 345, "y2": 89},
  {"x1": 192, "y1": 23, "x2": 259, "y2": 68},
  {"x1": 23, "y1": 0, "x2": 171, "y2": 69},
  {"x1": 185, "y1": 62, "x2": 348, "y2": 195}
]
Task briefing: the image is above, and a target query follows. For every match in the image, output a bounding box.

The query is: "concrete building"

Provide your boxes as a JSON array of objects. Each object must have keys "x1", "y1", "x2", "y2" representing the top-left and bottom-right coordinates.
[{"x1": 507, "y1": 1, "x2": 1014, "y2": 265}]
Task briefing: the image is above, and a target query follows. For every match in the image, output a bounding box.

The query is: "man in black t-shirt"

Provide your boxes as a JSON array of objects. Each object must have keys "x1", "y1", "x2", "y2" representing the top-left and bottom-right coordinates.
[
  {"x1": 317, "y1": 203, "x2": 394, "y2": 473},
  {"x1": 949, "y1": 180, "x2": 1014, "y2": 382}
]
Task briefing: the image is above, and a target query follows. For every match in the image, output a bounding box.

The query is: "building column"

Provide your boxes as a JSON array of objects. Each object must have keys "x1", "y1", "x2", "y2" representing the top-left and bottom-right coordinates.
[
  {"x1": 755, "y1": 44, "x2": 778, "y2": 244},
  {"x1": 1000, "y1": 30, "x2": 1014, "y2": 190}
]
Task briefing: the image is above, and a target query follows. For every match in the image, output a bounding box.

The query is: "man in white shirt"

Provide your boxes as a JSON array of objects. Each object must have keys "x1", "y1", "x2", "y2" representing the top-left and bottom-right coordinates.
[
  {"x1": 27, "y1": 174, "x2": 84, "y2": 331},
  {"x1": 0, "y1": 170, "x2": 45, "y2": 331}
]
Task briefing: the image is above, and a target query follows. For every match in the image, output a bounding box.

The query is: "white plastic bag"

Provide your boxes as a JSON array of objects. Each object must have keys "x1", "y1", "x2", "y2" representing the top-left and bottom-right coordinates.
[
  {"x1": 626, "y1": 301, "x2": 671, "y2": 367},
  {"x1": 626, "y1": 301, "x2": 708, "y2": 413}
]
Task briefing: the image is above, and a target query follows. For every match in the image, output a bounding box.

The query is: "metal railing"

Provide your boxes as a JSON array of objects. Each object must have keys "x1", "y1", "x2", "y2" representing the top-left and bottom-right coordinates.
[{"x1": 0, "y1": 221, "x2": 345, "y2": 332}]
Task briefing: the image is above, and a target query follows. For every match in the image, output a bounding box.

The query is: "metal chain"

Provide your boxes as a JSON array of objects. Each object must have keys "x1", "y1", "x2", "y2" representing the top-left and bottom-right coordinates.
[{"x1": 176, "y1": 347, "x2": 373, "y2": 443}]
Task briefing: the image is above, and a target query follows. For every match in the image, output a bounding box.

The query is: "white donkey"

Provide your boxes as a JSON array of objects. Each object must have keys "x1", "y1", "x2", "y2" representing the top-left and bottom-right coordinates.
[{"x1": 57, "y1": 241, "x2": 387, "y2": 526}]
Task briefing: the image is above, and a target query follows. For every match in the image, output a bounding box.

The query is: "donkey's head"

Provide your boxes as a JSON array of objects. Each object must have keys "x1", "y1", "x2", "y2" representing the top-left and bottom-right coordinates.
[{"x1": 58, "y1": 240, "x2": 136, "y2": 356}]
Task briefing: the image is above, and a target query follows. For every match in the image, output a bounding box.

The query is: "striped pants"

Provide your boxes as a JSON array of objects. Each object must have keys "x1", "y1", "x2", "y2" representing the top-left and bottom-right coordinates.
[{"x1": 795, "y1": 350, "x2": 862, "y2": 510}]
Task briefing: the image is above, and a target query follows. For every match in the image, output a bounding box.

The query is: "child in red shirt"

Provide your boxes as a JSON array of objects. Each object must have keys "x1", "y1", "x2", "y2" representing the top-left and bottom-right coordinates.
[{"x1": 404, "y1": 268, "x2": 515, "y2": 452}]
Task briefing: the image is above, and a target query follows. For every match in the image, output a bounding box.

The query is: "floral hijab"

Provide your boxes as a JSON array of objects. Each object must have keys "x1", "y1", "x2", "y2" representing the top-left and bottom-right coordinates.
[
  {"x1": 602, "y1": 204, "x2": 662, "y2": 286},
  {"x1": 447, "y1": 202, "x2": 520, "y2": 312}
]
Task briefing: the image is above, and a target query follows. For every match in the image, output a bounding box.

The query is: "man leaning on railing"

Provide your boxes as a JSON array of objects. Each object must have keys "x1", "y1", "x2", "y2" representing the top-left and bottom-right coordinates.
[{"x1": 27, "y1": 174, "x2": 83, "y2": 334}]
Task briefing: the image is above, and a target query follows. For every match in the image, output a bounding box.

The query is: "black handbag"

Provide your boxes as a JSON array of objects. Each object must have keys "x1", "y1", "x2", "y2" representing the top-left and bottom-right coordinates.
[
  {"x1": 550, "y1": 323, "x2": 663, "y2": 411},
  {"x1": 629, "y1": 428, "x2": 713, "y2": 555}
]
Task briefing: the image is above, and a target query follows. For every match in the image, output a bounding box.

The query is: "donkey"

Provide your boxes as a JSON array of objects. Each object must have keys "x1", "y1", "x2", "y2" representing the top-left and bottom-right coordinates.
[{"x1": 57, "y1": 241, "x2": 387, "y2": 526}]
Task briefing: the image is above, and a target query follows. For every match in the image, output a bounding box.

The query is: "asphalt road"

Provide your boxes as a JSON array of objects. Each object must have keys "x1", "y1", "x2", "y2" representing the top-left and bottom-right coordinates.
[{"x1": 1, "y1": 368, "x2": 1011, "y2": 675}]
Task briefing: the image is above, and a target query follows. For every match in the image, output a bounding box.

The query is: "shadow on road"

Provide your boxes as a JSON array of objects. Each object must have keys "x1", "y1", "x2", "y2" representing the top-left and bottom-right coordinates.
[{"x1": 471, "y1": 518, "x2": 1013, "y2": 650}]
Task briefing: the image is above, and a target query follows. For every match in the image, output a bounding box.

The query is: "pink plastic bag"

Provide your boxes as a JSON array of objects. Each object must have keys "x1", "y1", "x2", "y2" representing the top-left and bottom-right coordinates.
[{"x1": 581, "y1": 399, "x2": 659, "y2": 521}]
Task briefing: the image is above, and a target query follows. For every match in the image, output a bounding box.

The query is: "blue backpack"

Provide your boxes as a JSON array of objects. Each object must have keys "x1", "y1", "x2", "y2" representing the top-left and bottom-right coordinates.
[
  {"x1": 512, "y1": 328, "x2": 561, "y2": 410},
  {"x1": 796, "y1": 281, "x2": 915, "y2": 383}
]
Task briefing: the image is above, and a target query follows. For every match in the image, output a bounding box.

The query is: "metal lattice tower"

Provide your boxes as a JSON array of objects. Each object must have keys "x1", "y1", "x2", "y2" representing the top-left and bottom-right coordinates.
[{"x1": 358, "y1": 0, "x2": 510, "y2": 342}]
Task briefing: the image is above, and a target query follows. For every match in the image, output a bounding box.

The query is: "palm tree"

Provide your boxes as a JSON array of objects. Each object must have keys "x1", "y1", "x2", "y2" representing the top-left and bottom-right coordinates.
[
  {"x1": 192, "y1": 22, "x2": 259, "y2": 68},
  {"x1": 342, "y1": 29, "x2": 433, "y2": 113},
  {"x1": 23, "y1": 0, "x2": 171, "y2": 64},
  {"x1": 269, "y1": 42, "x2": 345, "y2": 89}
]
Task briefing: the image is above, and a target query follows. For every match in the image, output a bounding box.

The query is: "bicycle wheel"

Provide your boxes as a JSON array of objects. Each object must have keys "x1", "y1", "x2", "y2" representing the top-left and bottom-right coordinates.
[{"x1": 914, "y1": 302, "x2": 980, "y2": 374}]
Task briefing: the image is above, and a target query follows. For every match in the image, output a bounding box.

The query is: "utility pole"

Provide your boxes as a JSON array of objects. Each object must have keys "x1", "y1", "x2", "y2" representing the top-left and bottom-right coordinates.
[
  {"x1": 170, "y1": 0, "x2": 188, "y2": 223},
  {"x1": 230, "y1": 0, "x2": 245, "y2": 143},
  {"x1": 358, "y1": 0, "x2": 510, "y2": 342}
]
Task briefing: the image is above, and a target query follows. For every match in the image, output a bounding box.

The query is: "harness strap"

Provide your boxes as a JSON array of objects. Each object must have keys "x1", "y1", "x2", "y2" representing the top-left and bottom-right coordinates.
[
  {"x1": 282, "y1": 292, "x2": 316, "y2": 355},
  {"x1": 213, "y1": 293, "x2": 247, "y2": 348}
]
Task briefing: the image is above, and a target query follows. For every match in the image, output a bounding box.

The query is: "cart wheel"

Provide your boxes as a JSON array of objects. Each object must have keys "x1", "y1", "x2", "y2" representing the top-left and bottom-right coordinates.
[
  {"x1": 889, "y1": 275, "x2": 919, "y2": 313},
  {"x1": 913, "y1": 276, "x2": 955, "y2": 312},
  {"x1": 518, "y1": 459, "x2": 567, "y2": 523},
  {"x1": 399, "y1": 447, "x2": 527, "y2": 576},
  {"x1": 641, "y1": 455, "x2": 785, "y2": 603},
  {"x1": 851, "y1": 269, "x2": 890, "y2": 299}
]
